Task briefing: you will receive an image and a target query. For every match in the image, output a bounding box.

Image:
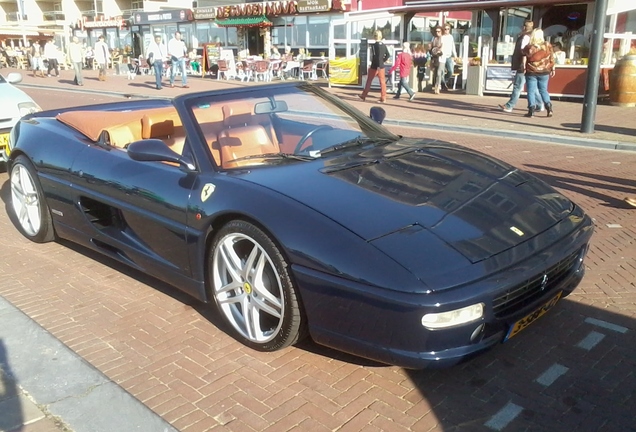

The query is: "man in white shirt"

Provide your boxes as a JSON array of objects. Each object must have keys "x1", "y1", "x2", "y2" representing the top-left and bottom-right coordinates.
[
  {"x1": 440, "y1": 24, "x2": 457, "y2": 90},
  {"x1": 167, "y1": 31, "x2": 188, "y2": 88},
  {"x1": 69, "y1": 36, "x2": 84, "y2": 86},
  {"x1": 44, "y1": 40, "x2": 59, "y2": 77},
  {"x1": 147, "y1": 34, "x2": 168, "y2": 90}
]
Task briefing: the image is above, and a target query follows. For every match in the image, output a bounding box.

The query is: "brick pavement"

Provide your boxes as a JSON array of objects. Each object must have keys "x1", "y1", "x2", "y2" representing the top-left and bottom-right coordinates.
[{"x1": 1, "y1": 66, "x2": 635, "y2": 432}]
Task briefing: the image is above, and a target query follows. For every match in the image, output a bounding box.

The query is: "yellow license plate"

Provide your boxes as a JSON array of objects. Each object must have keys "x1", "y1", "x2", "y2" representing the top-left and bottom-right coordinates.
[
  {"x1": 0, "y1": 132, "x2": 9, "y2": 149},
  {"x1": 505, "y1": 291, "x2": 562, "y2": 341}
]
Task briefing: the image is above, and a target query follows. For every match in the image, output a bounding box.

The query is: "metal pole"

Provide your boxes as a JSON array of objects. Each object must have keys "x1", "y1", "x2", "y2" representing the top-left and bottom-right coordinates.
[{"x1": 581, "y1": 0, "x2": 609, "y2": 134}]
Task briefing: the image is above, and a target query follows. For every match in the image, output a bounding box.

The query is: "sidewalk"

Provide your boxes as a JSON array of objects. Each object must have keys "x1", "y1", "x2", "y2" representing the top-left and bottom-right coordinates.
[{"x1": 8, "y1": 66, "x2": 636, "y2": 151}]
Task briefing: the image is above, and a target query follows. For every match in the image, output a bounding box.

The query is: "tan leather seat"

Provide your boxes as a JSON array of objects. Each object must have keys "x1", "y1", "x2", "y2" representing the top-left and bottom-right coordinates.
[
  {"x1": 141, "y1": 114, "x2": 185, "y2": 154},
  {"x1": 218, "y1": 103, "x2": 279, "y2": 168}
]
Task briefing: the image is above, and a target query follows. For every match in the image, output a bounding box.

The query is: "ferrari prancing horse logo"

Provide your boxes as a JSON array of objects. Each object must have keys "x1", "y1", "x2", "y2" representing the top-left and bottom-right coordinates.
[{"x1": 201, "y1": 183, "x2": 216, "y2": 202}]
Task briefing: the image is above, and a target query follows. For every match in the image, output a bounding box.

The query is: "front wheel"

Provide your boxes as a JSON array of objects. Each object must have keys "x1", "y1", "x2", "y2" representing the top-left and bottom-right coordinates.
[
  {"x1": 9, "y1": 155, "x2": 56, "y2": 243},
  {"x1": 209, "y1": 220, "x2": 305, "y2": 351}
]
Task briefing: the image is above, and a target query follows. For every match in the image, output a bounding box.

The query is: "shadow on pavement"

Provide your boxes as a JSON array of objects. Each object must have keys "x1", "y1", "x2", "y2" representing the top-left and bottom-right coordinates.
[
  {"x1": 522, "y1": 164, "x2": 636, "y2": 208},
  {"x1": 0, "y1": 340, "x2": 23, "y2": 432},
  {"x1": 404, "y1": 300, "x2": 635, "y2": 431}
]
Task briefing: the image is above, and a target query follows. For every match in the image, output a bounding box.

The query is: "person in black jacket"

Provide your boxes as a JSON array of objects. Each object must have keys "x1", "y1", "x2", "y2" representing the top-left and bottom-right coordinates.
[{"x1": 359, "y1": 30, "x2": 390, "y2": 103}]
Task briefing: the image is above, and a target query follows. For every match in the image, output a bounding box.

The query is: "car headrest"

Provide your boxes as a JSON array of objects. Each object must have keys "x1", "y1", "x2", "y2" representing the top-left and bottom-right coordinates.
[
  {"x1": 222, "y1": 103, "x2": 253, "y2": 128},
  {"x1": 142, "y1": 115, "x2": 174, "y2": 139}
]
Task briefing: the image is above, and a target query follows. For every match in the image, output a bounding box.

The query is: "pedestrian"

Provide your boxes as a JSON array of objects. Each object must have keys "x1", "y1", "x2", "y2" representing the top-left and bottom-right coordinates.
[
  {"x1": 412, "y1": 44, "x2": 429, "y2": 92},
  {"x1": 390, "y1": 42, "x2": 416, "y2": 101},
  {"x1": 499, "y1": 20, "x2": 543, "y2": 113},
  {"x1": 44, "y1": 40, "x2": 59, "y2": 77},
  {"x1": 146, "y1": 34, "x2": 168, "y2": 90},
  {"x1": 523, "y1": 28, "x2": 555, "y2": 118},
  {"x1": 441, "y1": 24, "x2": 458, "y2": 90},
  {"x1": 30, "y1": 41, "x2": 44, "y2": 77},
  {"x1": 358, "y1": 30, "x2": 390, "y2": 103},
  {"x1": 68, "y1": 36, "x2": 84, "y2": 86},
  {"x1": 168, "y1": 31, "x2": 188, "y2": 88},
  {"x1": 94, "y1": 35, "x2": 109, "y2": 81},
  {"x1": 430, "y1": 26, "x2": 444, "y2": 94},
  {"x1": 188, "y1": 49, "x2": 200, "y2": 73}
]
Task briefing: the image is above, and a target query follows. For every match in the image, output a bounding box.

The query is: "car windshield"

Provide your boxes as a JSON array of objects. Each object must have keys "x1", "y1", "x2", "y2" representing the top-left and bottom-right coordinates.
[{"x1": 186, "y1": 83, "x2": 398, "y2": 169}]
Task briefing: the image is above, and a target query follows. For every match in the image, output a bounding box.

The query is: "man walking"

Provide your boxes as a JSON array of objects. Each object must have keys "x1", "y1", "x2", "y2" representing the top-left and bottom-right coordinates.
[
  {"x1": 69, "y1": 36, "x2": 84, "y2": 86},
  {"x1": 44, "y1": 40, "x2": 59, "y2": 77},
  {"x1": 168, "y1": 31, "x2": 189, "y2": 88},
  {"x1": 94, "y1": 35, "x2": 109, "y2": 81},
  {"x1": 147, "y1": 34, "x2": 168, "y2": 90},
  {"x1": 358, "y1": 30, "x2": 390, "y2": 103},
  {"x1": 499, "y1": 20, "x2": 543, "y2": 112}
]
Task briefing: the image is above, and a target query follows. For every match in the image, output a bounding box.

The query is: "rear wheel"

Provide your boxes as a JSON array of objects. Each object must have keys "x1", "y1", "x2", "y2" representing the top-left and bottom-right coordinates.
[
  {"x1": 210, "y1": 220, "x2": 305, "y2": 351},
  {"x1": 9, "y1": 155, "x2": 55, "y2": 243}
]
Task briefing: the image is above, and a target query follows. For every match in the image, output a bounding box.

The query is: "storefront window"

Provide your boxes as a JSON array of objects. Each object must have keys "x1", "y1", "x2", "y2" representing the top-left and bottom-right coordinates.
[
  {"x1": 308, "y1": 16, "x2": 329, "y2": 46},
  {"x1": 352, "y1": 19, "x2": 375, "y2": 39},
  {"x1": 334, "y1": 22, "x2": 346, "y2": 39},
  {"x1": 293, "y1": 16, "x2": 307, "y2": 46}
]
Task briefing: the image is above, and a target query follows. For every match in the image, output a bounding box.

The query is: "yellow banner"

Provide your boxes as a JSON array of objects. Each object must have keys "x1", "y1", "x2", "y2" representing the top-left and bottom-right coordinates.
[{"x1": 328, "y1": 58, "x2": 359, "y2": 85}]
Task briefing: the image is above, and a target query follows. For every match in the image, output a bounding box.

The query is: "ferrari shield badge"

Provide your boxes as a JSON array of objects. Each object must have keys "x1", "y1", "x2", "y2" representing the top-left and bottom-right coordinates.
[{"x1": 201, "y1": 183, "x2": 216, "y2": 202}]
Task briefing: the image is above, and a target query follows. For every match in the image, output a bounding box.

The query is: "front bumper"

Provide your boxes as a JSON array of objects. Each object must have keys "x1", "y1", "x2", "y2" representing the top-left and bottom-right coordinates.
[{"x1": 294, "y1": 213, "x2": 593, "y2": 369}]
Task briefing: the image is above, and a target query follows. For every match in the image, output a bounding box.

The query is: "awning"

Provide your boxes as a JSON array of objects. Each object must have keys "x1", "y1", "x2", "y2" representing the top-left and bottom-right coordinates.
[
  {"x1": 215, "y1": 15, "x2": 272, "y2": 27},
  {"x1": 0, "y1": 29, "x2": 40, "y2": 37}
]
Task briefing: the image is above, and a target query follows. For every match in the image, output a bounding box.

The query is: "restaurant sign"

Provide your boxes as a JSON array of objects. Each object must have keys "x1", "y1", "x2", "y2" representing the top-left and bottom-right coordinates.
[
  {"x1": 83, "y1": 18, "x2": 125, "y2": 29},
  {"x1": 195, "y1": 1, "x2": 312, "y2": 20},
  {"x1": 133, "y1": 9, "x2": 194, "y2": 24},
  {"x1": 297, "y1": 0, "x2": 331, "y2": 13}
]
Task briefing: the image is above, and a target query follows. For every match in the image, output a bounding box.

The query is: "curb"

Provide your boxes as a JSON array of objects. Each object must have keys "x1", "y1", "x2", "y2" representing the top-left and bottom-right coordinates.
[
  {"x1": 18, "y1": 82, "x2": 636, "y2": 153},
  {"x1": 387, "y1": 118, "x2": 636, "y2": 152},
  {"x1": 0, "y1": 294, "x2": 177, "y2": 432}
]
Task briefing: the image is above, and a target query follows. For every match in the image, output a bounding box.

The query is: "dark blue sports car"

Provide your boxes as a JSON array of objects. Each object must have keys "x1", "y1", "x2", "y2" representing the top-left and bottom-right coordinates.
[{"x1": 6, "y1": 82, "x2": 593, "y2": 368}]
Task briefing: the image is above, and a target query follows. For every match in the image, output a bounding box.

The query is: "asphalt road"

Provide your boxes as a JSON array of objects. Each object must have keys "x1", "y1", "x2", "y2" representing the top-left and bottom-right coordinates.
[{"x1": 1, "y1": 87, "x2": 635, "y2": 432}]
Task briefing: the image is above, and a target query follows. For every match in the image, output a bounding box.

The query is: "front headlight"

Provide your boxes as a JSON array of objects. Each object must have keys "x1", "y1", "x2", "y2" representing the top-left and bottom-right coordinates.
[
  {"x1": 18, "y1": 101, "x2": 41, "y2": 117},
  {"x1": 421, "y1": 303, "x2": 484, "y2": 329}
]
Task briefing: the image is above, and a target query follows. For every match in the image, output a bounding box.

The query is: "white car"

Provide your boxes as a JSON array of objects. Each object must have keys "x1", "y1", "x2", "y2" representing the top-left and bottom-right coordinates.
[{"x1": 0, "y1": 72, "x2": 41, "y2": 161}]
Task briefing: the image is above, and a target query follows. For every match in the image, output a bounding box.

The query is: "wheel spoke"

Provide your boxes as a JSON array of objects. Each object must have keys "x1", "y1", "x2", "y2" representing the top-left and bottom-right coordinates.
[
  {"x1": 251, "y1": 295, "x2": 282, "y2": 319},
  {"x1": 219, "y1": 237, "x2": 244, "y2": 282}
]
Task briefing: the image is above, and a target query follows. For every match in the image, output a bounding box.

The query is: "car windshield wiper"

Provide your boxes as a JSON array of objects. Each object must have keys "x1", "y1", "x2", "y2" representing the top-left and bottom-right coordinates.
[
  {"x1": 226, "y1": 152, "x2": 317, "y2": 165},
  {"x1": 318, "y1": 136, "x2": 394, "y2": 155}
]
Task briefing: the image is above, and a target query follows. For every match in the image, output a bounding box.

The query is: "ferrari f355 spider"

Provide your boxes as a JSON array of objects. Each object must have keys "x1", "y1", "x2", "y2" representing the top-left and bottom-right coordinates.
[{"x1": 6, "y1": 82, "x2": 593, "y2": 368}]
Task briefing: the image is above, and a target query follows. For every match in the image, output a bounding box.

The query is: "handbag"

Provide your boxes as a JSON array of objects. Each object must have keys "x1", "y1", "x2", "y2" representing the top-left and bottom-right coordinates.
[{"x1": 147, "y1": 53, "x2": 154, "y2": 66}]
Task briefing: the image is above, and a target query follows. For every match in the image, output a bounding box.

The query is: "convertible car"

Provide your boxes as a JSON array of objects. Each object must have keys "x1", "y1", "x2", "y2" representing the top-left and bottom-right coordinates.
[{"x1": 6, "y1": 82, "x2": 593, "y2": 368}]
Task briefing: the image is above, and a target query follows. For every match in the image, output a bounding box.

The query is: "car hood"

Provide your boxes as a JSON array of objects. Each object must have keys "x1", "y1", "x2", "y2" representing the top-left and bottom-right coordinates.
[
  {"x1": 244, "y1": 139, "x2": 573, "y2": 264},
  {"x1": 0, "y1": 83, "x2": 34, "y2": 120}
]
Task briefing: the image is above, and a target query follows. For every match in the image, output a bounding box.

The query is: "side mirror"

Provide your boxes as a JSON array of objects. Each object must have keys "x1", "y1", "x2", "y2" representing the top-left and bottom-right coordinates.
[
  {"x1": 370, "y1": 106, "x2": 386, "y2": 124},
  {"x1": 7, "y1": 72, "x2": 23, "y2": 85},
  {"x1": 127, "y1": 139, "x2": 195, "y2": 171}
]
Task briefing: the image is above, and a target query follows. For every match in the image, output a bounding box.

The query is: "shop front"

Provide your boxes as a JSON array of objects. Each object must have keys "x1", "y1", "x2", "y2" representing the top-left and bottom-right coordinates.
[
  {"x1": 194, "y1": 0, "x2": 347, "y2": 59},
  {"x1": 131, "y1": 10, "x2": 195, "y2": 59},
  {"x1": 80, "y1": 18, "x2": 130, "y2": 56},
  {"x1": 369, "y1": 0, "x2": 636, "y2": 99}
]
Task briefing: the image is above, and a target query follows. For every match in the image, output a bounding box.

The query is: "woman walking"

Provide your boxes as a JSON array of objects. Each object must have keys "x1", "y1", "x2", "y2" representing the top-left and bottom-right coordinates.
[
  {"x1": 359, "y1": 30, "x2": 390, "y2": 103},
  {"x1": 523, "y1": 29, "x2": 555, "y2": 117},
  {"x1": 430, "y1": 26, "x2": 444, "y2": 94}
]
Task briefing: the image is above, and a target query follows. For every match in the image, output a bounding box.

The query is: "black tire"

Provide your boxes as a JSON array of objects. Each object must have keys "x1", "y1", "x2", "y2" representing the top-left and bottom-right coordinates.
[
  {"x1": 9, "y1": 155, "x2": 56, "y2": 243},
  {"x1": 209, "y1": 220, "x2": 305, "y2": 351}
]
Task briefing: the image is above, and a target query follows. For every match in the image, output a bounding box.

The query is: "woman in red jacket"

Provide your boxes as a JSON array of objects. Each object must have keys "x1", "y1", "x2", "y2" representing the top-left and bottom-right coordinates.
[
  {"x1": 523, "y1": 29, "x2": 555, "y2": 117},
  {"x1": 390, "y1": 42, "x2": 416, "y2": 101}
]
